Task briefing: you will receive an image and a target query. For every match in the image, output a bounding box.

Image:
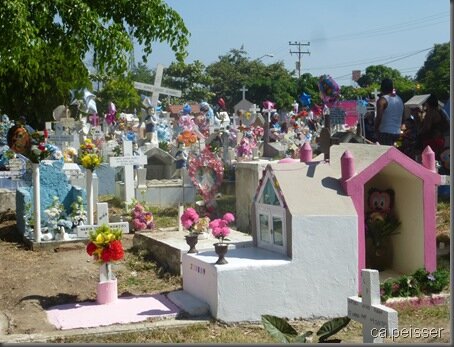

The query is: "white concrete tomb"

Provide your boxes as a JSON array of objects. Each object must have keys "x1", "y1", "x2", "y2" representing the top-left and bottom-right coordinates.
[{"x1": 182, "y1": 160, "x2": 358, "y2": 322}]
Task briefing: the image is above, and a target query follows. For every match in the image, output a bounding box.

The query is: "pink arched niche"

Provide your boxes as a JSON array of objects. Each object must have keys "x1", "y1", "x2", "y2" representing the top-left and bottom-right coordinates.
[{"x1": 342, "y1": 147, "x2": 440, "y2": 292}]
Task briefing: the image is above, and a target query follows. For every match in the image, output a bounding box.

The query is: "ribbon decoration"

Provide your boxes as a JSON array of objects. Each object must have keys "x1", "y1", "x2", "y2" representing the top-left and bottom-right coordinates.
[{"x1": 105, "y1": 102, "x2": 117, "y2": 125}]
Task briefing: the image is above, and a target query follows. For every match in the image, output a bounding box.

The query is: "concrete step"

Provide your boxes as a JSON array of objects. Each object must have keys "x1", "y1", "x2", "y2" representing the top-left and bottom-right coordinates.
[{"x1": 167, "y1": 290, "x2": 210, "y2": 317}]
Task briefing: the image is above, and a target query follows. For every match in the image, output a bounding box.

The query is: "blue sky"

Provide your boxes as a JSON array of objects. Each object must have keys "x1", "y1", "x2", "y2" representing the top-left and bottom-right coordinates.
[{"x1": 135, "y1": 0, "x2": 450, "y2": 86}]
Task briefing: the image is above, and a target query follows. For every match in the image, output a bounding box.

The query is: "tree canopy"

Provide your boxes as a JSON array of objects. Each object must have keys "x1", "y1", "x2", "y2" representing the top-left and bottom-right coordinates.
[
  {"x1": 0, "y1": 0, "x2": 189, "y2": 127},
  {"x1": 416, "y1": 42, "x2": 450, "y2": 101}
]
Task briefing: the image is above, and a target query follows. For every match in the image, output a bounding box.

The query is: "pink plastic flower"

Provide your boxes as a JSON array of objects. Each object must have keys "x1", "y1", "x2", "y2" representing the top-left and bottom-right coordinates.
[
  {"x1": 181, "y1": 208, "x2": 199, "y2": 231},
  {"x1": 223, "y1": 213, "x2": 235, "y2": 224},
  {"x1": 133, "y1": 219, "x2": 146, "y2": 231},
  {"x1": 210, "y1": 218, "x2": 231, "y2": 242},
  {"x1": 134, "y1": 204, "x2": 145, "y2": 213}
]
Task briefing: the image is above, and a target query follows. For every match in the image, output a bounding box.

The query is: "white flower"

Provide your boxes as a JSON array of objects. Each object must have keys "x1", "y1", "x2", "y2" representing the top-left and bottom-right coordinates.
[{"x1": 53, "y1": 150, "x2": 63, "y2": 160}]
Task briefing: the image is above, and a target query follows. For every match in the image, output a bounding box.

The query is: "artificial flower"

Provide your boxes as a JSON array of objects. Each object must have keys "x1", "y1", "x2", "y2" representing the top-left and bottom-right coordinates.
[
  {"x1": 210, "y1": 212, "x2": 235, "y2": 243},
  {"x1": 86, "y1": 224, "x2": 124, "y2": 263}
]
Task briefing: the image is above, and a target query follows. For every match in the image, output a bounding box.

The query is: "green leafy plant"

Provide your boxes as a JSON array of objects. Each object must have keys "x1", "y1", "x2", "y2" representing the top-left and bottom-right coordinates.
[
  {"x1": 158, "y1": 141, "x2": 169, "y2": 152},
  {"x1": 366, "y1": 212, "x2": 401, "y2": 249},
  {"x1": 261, "y1": 315, "x2": 350, "y2": 343},
  {"x1": 380, "y1": 268, "x2": 450, "y2": 301}
]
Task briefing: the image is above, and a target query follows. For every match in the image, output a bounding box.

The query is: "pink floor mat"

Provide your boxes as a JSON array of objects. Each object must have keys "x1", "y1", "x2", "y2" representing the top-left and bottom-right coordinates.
[{"x1": 46, "y1": 294, "x2": 181, "y2": 330}]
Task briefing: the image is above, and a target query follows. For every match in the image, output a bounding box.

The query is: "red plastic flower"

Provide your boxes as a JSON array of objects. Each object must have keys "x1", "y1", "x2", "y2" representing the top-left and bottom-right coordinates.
[
  {"x1": 86, "y1": 242, "x2": 98, "y2": 256},
  {"x1": 109, "y1": 240, "x2": 124, "y2": 261},
  {"x1": 100, "y1": 247, "x2": 113, "y2": 262}
]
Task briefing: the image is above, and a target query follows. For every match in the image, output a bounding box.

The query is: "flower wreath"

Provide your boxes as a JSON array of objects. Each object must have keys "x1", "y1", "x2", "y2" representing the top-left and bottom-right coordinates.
[{"x1": 188, "y1": 148, "x2": 224, "y2": 205}]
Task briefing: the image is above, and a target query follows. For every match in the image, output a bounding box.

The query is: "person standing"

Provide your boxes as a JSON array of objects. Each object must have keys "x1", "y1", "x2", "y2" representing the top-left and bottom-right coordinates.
[{"x1": 375, "y1": 78, "x2": 404, "y2": 145}]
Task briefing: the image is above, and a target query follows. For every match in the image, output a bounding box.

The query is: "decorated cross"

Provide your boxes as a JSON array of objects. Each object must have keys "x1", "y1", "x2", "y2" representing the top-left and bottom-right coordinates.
[
  {"x1": 109, "y1": 141, "x2": 147, "y2": 204},
  {"x1": 134, "y1": 63, "x2": 182, "y2": 107},
  {"x1": 347, "y1": 269, "x2": 398, "y2": 343}
]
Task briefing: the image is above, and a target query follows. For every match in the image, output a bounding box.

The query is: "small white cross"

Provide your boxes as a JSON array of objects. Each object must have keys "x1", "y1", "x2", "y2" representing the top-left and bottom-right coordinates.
[
  {"x1": 372, "y1": 88, "x2": 380, "y2": 101},
  {"x1": 348, "y1": 269, "x2": 398, "y2": 343},
  {"x1": 240, "y1": 85, "x2": 248, "y2": 100},
  {"x1": 249, "y1": 104, "x2": 261, "y2": 114},
  {"x1": 261, "y1": 106, "x2": 277, "y2": 123}
]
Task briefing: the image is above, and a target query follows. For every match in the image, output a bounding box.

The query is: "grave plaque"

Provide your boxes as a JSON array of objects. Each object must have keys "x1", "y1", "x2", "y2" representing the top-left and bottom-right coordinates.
[{"x1": 76, "y1": 222, "x2": 129, "y2": 238}]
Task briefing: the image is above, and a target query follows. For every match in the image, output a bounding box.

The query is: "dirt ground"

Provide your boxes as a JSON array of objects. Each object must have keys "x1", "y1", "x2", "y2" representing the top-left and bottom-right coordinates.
[
  {"x1": 0, "y1": 210, "x2": 164, "y2": 335},
  {"x1": 0, "y1": 203, "x2": 451, "y2": 341}
]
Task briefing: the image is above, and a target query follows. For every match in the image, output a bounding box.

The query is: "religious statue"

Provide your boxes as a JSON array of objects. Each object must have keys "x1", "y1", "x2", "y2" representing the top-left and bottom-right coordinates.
[
  {"x1": 172, "y1": 141, "x2": 188, "y2": 179},
  {"x1": 144, "y1": 107, "x2": 159, "y2": 147}
]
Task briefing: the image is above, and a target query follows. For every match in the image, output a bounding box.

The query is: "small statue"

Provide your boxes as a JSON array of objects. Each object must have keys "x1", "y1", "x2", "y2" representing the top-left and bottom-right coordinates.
[{"x1": 172, "y1": 142, "x2": 188, "y2": 179}]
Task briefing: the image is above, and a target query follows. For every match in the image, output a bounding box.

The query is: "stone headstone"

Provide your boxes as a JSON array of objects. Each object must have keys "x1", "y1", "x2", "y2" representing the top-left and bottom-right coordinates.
[
  {"x1": 96, "y1": 202, "x2": 109, "y2": 225},
  {"x1": 95, "y1": 164, "x2": 117, "y2": 195},
  {"x1": 348, "y1": 269, "x2": 398, "y2": 343}
]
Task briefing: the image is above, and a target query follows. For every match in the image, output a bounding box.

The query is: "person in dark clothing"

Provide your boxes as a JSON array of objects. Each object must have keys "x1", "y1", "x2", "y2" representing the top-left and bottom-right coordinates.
[{"x1": 417, "y1": 94, "x2": 449, "y2": 159}]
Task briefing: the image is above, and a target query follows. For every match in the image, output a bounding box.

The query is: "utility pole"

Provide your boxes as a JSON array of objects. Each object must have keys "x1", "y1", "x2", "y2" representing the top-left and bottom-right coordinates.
[{"x1": 289, "y1": 41, "x2": 310, "y2": 78}]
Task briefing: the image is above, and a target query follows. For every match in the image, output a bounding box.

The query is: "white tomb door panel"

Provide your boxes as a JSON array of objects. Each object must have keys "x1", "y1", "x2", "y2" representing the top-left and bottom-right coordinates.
[{"x1": 256, "y1": 205, "x2": 286, "y2": 254}]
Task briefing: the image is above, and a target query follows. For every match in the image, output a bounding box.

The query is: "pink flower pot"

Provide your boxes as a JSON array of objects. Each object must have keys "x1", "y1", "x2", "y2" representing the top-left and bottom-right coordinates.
[{"x1": 97, "y1": 278, "x2": 118, "y2": 304}]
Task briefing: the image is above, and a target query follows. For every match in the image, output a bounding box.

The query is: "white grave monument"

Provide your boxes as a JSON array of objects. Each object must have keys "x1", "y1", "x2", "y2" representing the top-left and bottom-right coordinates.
[
  {"x1": 180, "y1": 160, "x2": 358, "y2": 322},
  {"x1": 109, "y1": 140, "x2": 147, "y2": 204},
  {"x1": 348, "y1": 269, "x2": 398, "y2": 343}
]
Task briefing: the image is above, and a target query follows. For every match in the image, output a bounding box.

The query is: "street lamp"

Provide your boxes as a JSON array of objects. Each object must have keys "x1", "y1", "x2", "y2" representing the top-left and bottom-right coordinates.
[{"x1": 256, "y1": 53, "x2": 274, "y2": 61}]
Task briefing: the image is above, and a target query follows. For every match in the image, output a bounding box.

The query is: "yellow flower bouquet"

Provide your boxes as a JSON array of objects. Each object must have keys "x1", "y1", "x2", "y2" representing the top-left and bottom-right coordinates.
[{"x1": 77, "y1": 139, "x2": 102, "y2": 171}]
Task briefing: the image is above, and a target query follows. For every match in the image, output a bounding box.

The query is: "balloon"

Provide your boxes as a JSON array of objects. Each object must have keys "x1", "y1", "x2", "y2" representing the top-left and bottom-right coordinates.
[
  {"x1": 183, "y1": 104, "x2": 192, "y2": 115},
  {"x1": 108, "y1": 101, "x2": 116, "y2": 114},
  {"x1": 86, "y1": 98, "x2": 97, "y2": 114},
  {"x1": 262, "y1": 100, "x2": 276, "y2": 110},
  {"x1": 299, "y1": 92, "x2": 312, "y2": 107},
  {"x1": 83, "y1": 89, "x2": 96, "y2": 106},
  {"x1": 318, "y1": 75, "x2": 340, "y2": 104},
  {"x1": 217, "y1": 98, "x2": 226, "y2": 110},
  {"x1": 105, "y1": 102, "x2": 117, "y2": 125}
]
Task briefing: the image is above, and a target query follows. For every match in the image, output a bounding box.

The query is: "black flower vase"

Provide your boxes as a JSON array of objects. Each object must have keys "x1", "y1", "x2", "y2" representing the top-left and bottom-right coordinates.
[
  {"x1": 185, "y1": 234, "x2": 199, "y2": 253},
  {"x1": 214, "y1": 242, "x2": 228, "y2": 265}
]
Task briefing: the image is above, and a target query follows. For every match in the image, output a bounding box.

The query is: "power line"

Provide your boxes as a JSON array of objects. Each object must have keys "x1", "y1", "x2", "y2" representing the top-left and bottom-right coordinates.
[
  {"x1": 310, "y1": 12, "x2": 448, "y2": 43},
  {"x1": 332, "y1": 47, "x2": 431, "y2": 80},
  {"x1": 309, "y1": 47, "x2": 433, "y2": 71}
]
